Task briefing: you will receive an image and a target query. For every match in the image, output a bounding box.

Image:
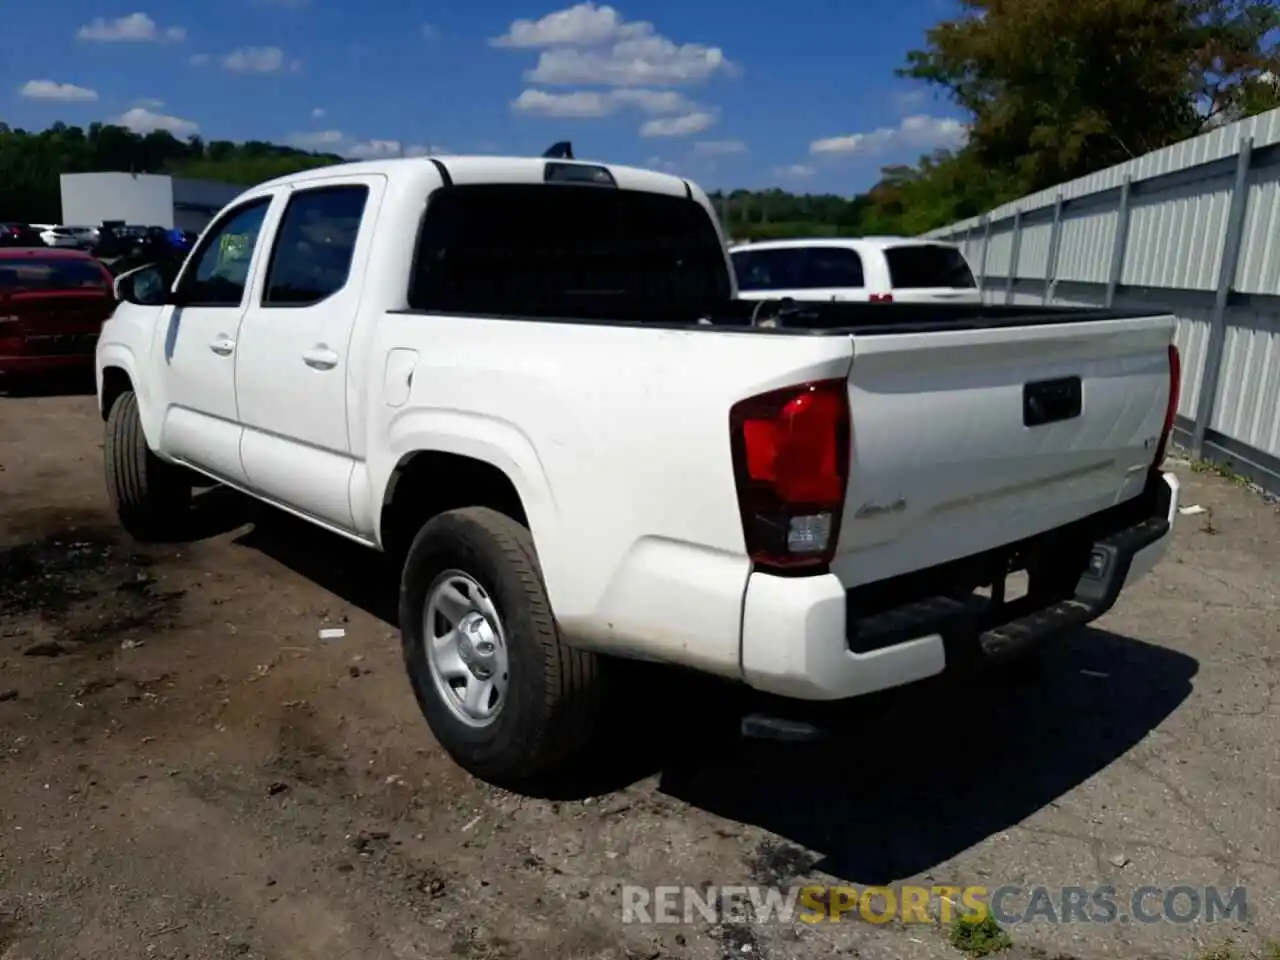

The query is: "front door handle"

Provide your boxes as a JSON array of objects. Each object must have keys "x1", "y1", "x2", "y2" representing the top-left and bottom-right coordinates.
[
  {"x1": 302, "y1": 345, "x2": 339, "y2": 371},
  {"x1": 209, "y1": 336, "x2": 236, "y2": 356}
]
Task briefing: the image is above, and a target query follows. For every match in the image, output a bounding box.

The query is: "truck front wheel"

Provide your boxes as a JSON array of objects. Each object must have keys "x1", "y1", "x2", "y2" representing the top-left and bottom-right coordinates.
[
  {"x1": 104, "y1": 390, "x2": 192, "y2": 541},
  {"x1": 399, "y1": 507, "x2": 603, "y2": 787}
]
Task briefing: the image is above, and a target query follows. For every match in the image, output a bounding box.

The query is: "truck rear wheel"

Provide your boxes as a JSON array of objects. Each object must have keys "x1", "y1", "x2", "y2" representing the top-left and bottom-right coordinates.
[
  {"x1": 399, "y1": 506, "x2": 603, "y2": 786},
  {"x1": 104, "y1": 390, "x2": 192, "y2": 541}
]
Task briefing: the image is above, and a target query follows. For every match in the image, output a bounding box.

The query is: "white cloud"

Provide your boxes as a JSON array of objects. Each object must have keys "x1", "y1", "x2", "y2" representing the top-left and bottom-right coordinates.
[
  {"x1": 288, "y1": 130, "x2": 346, "y2": 150},
  {"x1": 810, "y1": 114, "x2": 967, "y2": 156},
  {"x1": 222, "y1": 46, "x2": 299, "y2": 73},
  {"x1": 492, "y1": 3, "x2": 734, "y2": 87},
  {"x1": 692, "y1": 139, "x2": 747, "y2": 156},
  {"x1": 19, "y1": 80, "x2": 99, "y2": 102},
  {"x1": 76, "y1": 13, "x2": 185, "y2": 43},
  {"x1": 287, "y1": 130, "x2": 445, "y2": 159},
  {"x1": 640, "y1": 110, "x2": 716, "y2": 137},
  {"x1": 311, "y1": 107, "x2": 326, "y2": 119},
  {"x1": 527, "y1": 35, "x2": 731, "y2": 87},
  {"x1": 511, "y1": 87, "x2": 694, "y2": 118},
  {"x1": 188, "y1": 53, "x2": 211, "y2": 66},
  {"x1": 348, "y1": 139, "x2": 416, "y2": 159},
  {"x1": 776, "y1": 163, "x2": 816, "y2": 178},
  {"x1": 892, "y1": 88, "x2": 928, "y2": 110},
  {"x1": 490, "y1": 2, "x2": 631, "y2": 48},
  {"x1": 135, "y1": 97, "x2": 165, "y2": 109},
  {"x1": 643, "y1": 155, "x2": 680, "y2": 173},
  {"x1": 114, "y1": 106, "x2": 199, "y2": 138}
]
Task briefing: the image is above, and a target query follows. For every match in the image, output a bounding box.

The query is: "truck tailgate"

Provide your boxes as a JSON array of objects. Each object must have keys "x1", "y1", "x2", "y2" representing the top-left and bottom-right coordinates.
[{"x1": 830, "y1": 313, "x2": 1176, "y2": 589}]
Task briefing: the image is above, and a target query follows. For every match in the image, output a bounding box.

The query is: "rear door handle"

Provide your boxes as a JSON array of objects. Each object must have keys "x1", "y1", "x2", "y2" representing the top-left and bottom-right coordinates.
[
  {"x1": 302, "y1": 345, "x2": 339, "y2": 371},
  {"x1": 209, "y1": 336, "x2": 236, "y2": 356}
]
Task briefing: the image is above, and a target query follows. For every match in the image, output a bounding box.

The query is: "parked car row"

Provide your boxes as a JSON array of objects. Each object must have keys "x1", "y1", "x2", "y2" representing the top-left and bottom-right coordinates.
[{"x1": 0, "y1": 219, "x2": 197, "y2": 262}]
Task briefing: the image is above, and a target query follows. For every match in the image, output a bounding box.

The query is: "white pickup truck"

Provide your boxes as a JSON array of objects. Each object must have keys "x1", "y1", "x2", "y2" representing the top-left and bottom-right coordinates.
[{"x1": 96, "y1": 150, "x2": 1182, "y2": 786}]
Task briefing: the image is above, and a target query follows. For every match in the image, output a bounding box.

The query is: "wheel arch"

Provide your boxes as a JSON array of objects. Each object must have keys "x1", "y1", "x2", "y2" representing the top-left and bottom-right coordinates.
[{"x1": 379, "y1": 449, "x2": 536, "y2": 561}]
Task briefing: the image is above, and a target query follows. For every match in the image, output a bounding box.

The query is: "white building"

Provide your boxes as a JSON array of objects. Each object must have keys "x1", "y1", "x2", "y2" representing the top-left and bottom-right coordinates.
[{"x1": 59, "y1": 172, "x2": 243, "y2": 232}]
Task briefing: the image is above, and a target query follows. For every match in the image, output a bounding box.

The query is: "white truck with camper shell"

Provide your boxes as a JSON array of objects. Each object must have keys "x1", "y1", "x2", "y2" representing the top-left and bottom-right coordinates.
[{"x1": 96, "y1": 146, "x2": 1183, "y2": 787}]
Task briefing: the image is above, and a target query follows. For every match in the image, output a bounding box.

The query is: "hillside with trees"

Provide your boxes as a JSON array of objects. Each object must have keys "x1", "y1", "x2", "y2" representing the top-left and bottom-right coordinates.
[{"x1": 4, "y1": 0, "x2": 1280, "y2": 236}]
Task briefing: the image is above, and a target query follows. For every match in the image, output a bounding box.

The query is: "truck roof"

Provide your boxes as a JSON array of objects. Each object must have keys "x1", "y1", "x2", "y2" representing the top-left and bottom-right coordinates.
[{"x1": 253, "y1": 155, "x2": 697, "y2": 200}]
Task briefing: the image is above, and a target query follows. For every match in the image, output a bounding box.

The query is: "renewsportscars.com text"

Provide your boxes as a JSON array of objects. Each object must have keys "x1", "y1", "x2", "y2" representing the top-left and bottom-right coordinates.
[{"x1": 621, "y1": 885, "x2": 1248, "y2": 926}]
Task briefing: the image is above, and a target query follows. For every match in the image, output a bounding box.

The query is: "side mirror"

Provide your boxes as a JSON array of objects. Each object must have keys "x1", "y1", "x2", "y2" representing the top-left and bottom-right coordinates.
[{"x1": 114, "y1": 263, "x2": 173, "y2": 306}]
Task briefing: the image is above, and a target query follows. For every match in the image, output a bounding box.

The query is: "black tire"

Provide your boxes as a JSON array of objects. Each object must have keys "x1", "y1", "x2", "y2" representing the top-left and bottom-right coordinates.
[
  {"x1": 399, "y1": 507, "x2": 603, "y2": 786},
  {"x1": 104, "y1": 389, "x2": 192, "y2": 541}
]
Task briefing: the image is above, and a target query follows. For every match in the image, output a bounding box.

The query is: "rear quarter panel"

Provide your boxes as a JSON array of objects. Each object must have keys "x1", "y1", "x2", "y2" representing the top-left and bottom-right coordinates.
[{"x1": 362, "y1": 313, "x2": 854, "y2": 675}]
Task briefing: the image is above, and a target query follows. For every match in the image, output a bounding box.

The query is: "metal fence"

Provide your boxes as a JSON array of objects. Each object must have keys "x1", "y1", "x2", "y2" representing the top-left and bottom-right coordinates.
[{"x1": 923, "y1": 108, "x2": 1280, "y2": 496}]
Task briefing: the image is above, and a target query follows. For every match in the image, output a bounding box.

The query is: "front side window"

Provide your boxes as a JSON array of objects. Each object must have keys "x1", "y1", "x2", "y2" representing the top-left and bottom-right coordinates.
[
  {"x1": 731, "y1": 246, "x2": 865, "y2": 291},
  {"x1": 408, "y1": 184, "x2": 731, "y2": 320},
  {"x1": 263, "y1": 185, "x2": 369, "y2": 306},
  {"x1": 179, "y1": 198, "x2": 272, "y2": 307}
]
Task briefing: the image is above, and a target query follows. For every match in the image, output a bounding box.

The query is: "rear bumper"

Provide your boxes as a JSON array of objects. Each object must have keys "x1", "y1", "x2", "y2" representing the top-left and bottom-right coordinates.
[{"x1": 740, "y1": 470, "x2": 1180, "y2": 701}]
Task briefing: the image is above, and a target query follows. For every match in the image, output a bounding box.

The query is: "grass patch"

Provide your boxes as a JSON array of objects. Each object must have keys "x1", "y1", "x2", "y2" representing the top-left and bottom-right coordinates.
[
  {"x1": 1188, "y1": 457, "x2": 1251, "y2": 487},
  {"x1": 949, "y1": 911, "x2": 1012, "y2": 957}
]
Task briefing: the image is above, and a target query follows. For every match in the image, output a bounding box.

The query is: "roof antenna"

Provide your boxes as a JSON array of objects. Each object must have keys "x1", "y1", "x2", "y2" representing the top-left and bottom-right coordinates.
[{"x1": 543, "y1": 141, "x2": 574, "y2": 160}]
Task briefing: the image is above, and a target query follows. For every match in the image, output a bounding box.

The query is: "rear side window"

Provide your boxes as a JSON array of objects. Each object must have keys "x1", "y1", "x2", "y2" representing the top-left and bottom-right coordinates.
[
  {"x1": 263, "y1": 185, "x2": 368, "y2": 306},
  {"x1": 731, "y1": 246, "x2": 865, "y2": 291},
  {"x1": 408, "y1": 184, "x2": 731, "y2": 319},
  {"x1": 0, "y1": 257, "x2": 110, "y2": 292},
  {"x1": 883, "y1": 245, "x2": 975, "y2": 289}
]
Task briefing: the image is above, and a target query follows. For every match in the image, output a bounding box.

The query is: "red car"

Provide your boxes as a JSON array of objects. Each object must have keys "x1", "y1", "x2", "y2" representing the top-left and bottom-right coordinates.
[{"x1": 0, "y1": 248, "x2": 116, "y2": 383}]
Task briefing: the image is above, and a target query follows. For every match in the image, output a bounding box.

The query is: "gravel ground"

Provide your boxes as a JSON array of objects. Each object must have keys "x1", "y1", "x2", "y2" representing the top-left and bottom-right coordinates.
[{"x1": 0, "y1": 390, "x2": 1276, "y2": 960}]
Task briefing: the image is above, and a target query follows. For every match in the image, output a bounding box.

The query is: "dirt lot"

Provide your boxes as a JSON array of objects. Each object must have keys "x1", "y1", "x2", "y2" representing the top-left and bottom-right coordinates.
[{"x1": 1, "y1": 391, "x2": 1277, "y2": 960}]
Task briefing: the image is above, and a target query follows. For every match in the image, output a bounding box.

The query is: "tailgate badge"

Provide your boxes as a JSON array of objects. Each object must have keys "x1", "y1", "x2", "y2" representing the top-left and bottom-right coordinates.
[{"x1": 854, "y1": 497, "x2": 907, "y2": 519}]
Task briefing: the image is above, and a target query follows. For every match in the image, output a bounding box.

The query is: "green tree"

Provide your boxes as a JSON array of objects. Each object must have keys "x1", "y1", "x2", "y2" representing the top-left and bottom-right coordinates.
[
  {"x1": 901, "y1": 0, "x2": 1280, "y2": 193},
  {"x1": 0, "y1": 121, "x2": 345, "y2": 223}
]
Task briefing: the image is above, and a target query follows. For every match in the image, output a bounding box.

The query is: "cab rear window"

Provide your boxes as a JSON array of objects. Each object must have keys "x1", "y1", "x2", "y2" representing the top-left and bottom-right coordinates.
[
  {"x1": 0, "y1": 257, "x2": 111, "y2": 292},
  {"x1": 883, "y1": 245, "x2": 976, "y2": 289}
]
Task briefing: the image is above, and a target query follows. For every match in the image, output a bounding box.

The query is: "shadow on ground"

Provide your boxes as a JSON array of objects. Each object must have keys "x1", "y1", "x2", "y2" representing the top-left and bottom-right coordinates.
[
  {"x1": 220, "y1": 500, "x2": 1200, "y2": 888},
  {"x1": 657, "y1": 629, "x2": 1197, "y2": 884}
]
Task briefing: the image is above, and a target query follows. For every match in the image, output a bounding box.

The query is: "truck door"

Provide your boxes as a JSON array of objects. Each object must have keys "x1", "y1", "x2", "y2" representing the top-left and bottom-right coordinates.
[
  {"x1": 157, "y1": 194, "x2": 277, "y2": 484},
  {"x1": 232, "y1": 174, "x2": 386, "y2": 531}
]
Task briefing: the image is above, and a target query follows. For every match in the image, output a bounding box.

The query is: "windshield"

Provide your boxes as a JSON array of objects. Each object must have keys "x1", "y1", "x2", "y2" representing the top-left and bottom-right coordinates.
[
  {"x1": 0, "y1": 257, "x2": 111, "y2": 292},
  {"x1": 409, "y1": 184, "x2": 731, "y2": 320}
]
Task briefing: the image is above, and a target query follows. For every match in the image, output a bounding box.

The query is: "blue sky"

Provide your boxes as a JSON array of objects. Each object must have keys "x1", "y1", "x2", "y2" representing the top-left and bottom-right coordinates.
[{"x1": 4, "y1": 0, "x2": 969, "y2": 195}]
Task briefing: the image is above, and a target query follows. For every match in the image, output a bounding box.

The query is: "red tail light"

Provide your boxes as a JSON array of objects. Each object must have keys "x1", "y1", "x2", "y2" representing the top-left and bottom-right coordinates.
[
  {"x1": 1152, "y1": 343, "x2": 1181, "y2": 471},
  {"x1": 869, "y1": 293, "x2": 893, "y2": 303},
  {"x1": 729, "y1": 379, "x2": 851, "y2": 572}
]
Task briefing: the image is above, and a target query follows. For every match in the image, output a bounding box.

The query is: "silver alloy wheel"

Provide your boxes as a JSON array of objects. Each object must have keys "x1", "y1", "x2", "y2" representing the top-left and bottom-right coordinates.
[{"x1": 423, "y1": 570, "x2": 510, "y2": 728}]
